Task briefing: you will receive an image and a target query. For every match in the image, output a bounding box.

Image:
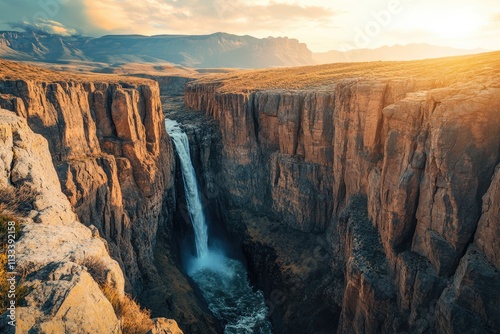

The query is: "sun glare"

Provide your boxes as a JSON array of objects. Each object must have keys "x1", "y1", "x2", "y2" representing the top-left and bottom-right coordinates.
[{"x1": 424, "y1": 9, "x2": 484, "y2": 39}]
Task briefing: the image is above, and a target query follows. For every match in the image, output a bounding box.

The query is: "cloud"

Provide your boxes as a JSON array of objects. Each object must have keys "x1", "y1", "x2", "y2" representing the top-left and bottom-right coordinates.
[
  {"x1": 0, "y1": 0, "x2": 337, "y2": 41},
  {"x1": 9, "y1": 19, "x2": 78, "y2": 36},
  {"x1": 0, "y1": 0, "x2": 106, "y2": 36},
  {"x1": 81, "y1": 0, "x2": 338, "y2": 36}
]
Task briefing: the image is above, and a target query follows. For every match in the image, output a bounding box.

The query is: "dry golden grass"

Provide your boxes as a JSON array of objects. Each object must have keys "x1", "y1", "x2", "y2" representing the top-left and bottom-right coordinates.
[
  {"x1": 31, "y1": 61, "x2": 201, "y2": 78},
  {"x1": 5, "y1": 51, "x2": 498, "y2": 93},
  {"x1": 81, "y1": 256, "x2": 108, "y2": 287},
  {"x1": 0, "y1": 186, "x2": 35, "y2": 313},
  {"x1": 0, "y1": 184, "x2": 37, "y2": 217},
  {"x1": 0, "y1": 59, "x2": 156, "y2": 85},
  {"x1": 101, "y1": 284, "x2": 153, "y2": 334},
  {"x1": 192, "y1": 51, "x2": 500, "y2": 92},
  {"x1": 81, "y1": 256, "x2": 153, "y2": 334}
]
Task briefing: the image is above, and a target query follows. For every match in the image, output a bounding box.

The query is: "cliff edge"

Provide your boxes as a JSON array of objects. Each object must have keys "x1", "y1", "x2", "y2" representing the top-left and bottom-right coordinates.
[
  {"x1": 184, "y1": 51, "x2": 500, "y2": 333},
  {"x1": 0, "y1": 109, "x2": 182, "y2": 333},
  {"x1": 0, "y1": 60, "x2": 216, "y2": 333}
]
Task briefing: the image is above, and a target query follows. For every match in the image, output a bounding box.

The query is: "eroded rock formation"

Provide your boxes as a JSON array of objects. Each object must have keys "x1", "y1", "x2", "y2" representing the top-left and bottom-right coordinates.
[
  {"x1": 0, "y1": 109, "x2": 185, "y2": 333},
  {"x1": 184, "y1": 58, "x2": 500, "y2": 333},
  {"x1": 0, "y1": 79, "x2": 169, "y2": 293},
  {"x1": 0, "y1": 60, "x2": 217, "y2": 333},
  {"x1": 0, "y1": 110, "x2": 121, "y2": 333}
]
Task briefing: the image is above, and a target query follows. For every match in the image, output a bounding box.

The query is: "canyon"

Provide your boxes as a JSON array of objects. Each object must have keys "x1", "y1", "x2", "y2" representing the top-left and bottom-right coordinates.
[{"x1": 0, "y1": 51, "x2": 499, "y2": 333}]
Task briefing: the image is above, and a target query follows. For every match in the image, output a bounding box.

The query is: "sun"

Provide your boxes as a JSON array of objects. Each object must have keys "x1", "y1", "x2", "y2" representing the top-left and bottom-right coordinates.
[{"x1": 424, "y1": 9, "x2": 484, "y2": 39}]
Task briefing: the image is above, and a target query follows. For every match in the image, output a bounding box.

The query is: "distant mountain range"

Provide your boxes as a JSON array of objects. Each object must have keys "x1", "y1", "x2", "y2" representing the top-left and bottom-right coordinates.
[
  {"x1": 0, "y1": 31, "x2": 489, "y2": 69},
  {"x1": 314, "y1": 44, "x2": 488, "y2": 64},
  {"x1": 0, "y1": 31, "x2": 313, "y2": 68}
]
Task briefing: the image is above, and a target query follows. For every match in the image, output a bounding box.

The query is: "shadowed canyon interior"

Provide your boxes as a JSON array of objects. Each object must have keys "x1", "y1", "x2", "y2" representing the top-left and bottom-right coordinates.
[{"x1": 0, "y1": 51, "x2": 499, "y2": 333}]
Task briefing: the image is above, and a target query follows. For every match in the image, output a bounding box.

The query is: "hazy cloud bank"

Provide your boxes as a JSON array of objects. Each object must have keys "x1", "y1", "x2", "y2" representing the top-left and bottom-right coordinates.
[{"x1": 9, "y1": 19, "x2": 78, "y2": 36}]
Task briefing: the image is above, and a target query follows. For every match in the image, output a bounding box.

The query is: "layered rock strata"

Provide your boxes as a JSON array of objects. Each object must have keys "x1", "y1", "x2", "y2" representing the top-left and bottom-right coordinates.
[
  {"x1": 0, "y1": 109, "x2": 185, "y2": 333},
  {"x1": 0, "y1": 60, "x2": 217, "y2": 333},
  {"x1": 0, "y1": 79, "x2": 169, "y2": 293},
  {"x1": 184, "y1": 69, "x2": 500, "y2": 333}
]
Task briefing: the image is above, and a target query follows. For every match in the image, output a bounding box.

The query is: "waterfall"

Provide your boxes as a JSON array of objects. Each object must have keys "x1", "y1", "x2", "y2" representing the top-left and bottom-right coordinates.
[
  {"x1": 165, "y1": 119, "x2": 208, "y2": 258},
  {"x1": 165, "y1": 118, "x2": 272, "y2": 333}
]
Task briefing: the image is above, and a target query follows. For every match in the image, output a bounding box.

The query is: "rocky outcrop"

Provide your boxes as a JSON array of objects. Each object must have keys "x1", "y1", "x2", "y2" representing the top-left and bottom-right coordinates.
[
  {"x1": 148, "y1": 318, "x2": 184, "y2": 334},
  {"x1": 0, "y1": 110, "x2": 122, "y2": 333},
  {"x1": 184, "y1": 67, "x2": 500, "y2": 333},
  {"x1": 15, "y1": 262, "x2": 121, "y2": 334}
]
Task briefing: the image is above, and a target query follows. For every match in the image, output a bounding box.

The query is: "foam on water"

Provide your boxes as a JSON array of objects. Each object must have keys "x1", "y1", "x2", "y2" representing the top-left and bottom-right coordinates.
[{"x1": 187, "y1": 250, "x2": 273, "y2": 334}]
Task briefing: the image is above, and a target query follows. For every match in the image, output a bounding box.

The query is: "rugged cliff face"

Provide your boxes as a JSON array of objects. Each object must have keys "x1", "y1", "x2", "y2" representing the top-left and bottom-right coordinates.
[
  {"x1": 2, "y1": 53, "x2": 498, "y2": 333},
  {"x1": 0, "y1": 71, "x2": 170, "y2": 294},
  {"x1": 184, "y1": 52, "x2": 500, "y2": 333},
  {"x1": 0, "y1": 109, "x2": 185, "y2": 334},
  {"x1": 0, "y1": 60, "x2": 218, "y2": 333},
  {"x1": 0, "y1": 109, "x2": 124, "y2": 333}
]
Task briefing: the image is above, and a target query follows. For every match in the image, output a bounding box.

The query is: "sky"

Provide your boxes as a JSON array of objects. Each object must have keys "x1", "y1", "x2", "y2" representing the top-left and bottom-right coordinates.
[{"x1": 0, "y1": 0, "x2": 499, "y2": 52}]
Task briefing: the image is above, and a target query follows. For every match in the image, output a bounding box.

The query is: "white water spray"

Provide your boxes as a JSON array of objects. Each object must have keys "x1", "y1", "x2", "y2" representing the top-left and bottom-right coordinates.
[
  {"x1": 165, "y1": 119, "x2": 208, "y2": 258},
  {"x1": 165, "y1": 118, "x2": 272, "y2": 333}
]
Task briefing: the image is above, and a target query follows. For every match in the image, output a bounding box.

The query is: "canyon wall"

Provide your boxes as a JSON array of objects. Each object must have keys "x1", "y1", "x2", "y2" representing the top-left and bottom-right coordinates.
[
  {"x1": 0, "y1": 78, "x2": 171, "y2": 293},
  {"x1": 0, "y1": 109, "x2": 124, "y2": 333},
  {"x1": 0, "y1": 70, "x2": 218, "y2": 333},
  {"x1": 0, "y1": 110, "x2": 181, "y2": 334},
  {"x1": 184, "y1": 77, "x2": 500, "y2": 333}
]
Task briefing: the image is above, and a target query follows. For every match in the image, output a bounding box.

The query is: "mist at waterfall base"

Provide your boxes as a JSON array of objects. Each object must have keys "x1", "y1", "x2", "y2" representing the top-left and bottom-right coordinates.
[{"x1": 165, "y1": 119, "x2": 272, "y2": 334}]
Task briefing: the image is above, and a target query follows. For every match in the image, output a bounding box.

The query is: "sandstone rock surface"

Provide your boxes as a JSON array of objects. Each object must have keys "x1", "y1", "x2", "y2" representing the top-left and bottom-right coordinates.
[
  {"x1": 148, "y1": 318, "x2": 184, "y2": 334},
  {"x1": 0, "y1": 77, "x2": 169, "y2": 293},
  {"x1": 0, "y1": 109, "x2": 122, "y2": 333},
  {"x1": 184, "y1": 52, "x2": 500, "y2": 333},
  {"x1": 15, "y1": 262, "x2": 121, "y2": 334}
]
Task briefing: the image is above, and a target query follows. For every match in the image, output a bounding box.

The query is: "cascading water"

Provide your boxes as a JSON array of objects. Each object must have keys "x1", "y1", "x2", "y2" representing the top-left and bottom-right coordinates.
[
  {"x1": 165, "y1": 118, "x2": 208, "y2": 257},
  {"x1": 165, "y1": 119, "x2": 272, "y2": 334}
]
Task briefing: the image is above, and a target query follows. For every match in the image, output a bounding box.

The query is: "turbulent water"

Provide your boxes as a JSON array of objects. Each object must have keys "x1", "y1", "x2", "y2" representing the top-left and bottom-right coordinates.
[
  {"x1": 165, "y1": 119, "x2": 273, "y2": 334},
  {"x1": 188, "y1": 251, "x2": 273, "y2": 334}
]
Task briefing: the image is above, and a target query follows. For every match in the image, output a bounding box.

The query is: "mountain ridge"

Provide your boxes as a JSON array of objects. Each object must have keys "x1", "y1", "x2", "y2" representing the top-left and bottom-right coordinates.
[
  {"x1": 1, "y1": 31, "x2": 489, "y2": 69},
  {"x1": 314, "y1": 43, "x2": 489, "y2": 63},
  {"x1": 0, "y1": 31, "x2": 313, "y2": 68}
]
